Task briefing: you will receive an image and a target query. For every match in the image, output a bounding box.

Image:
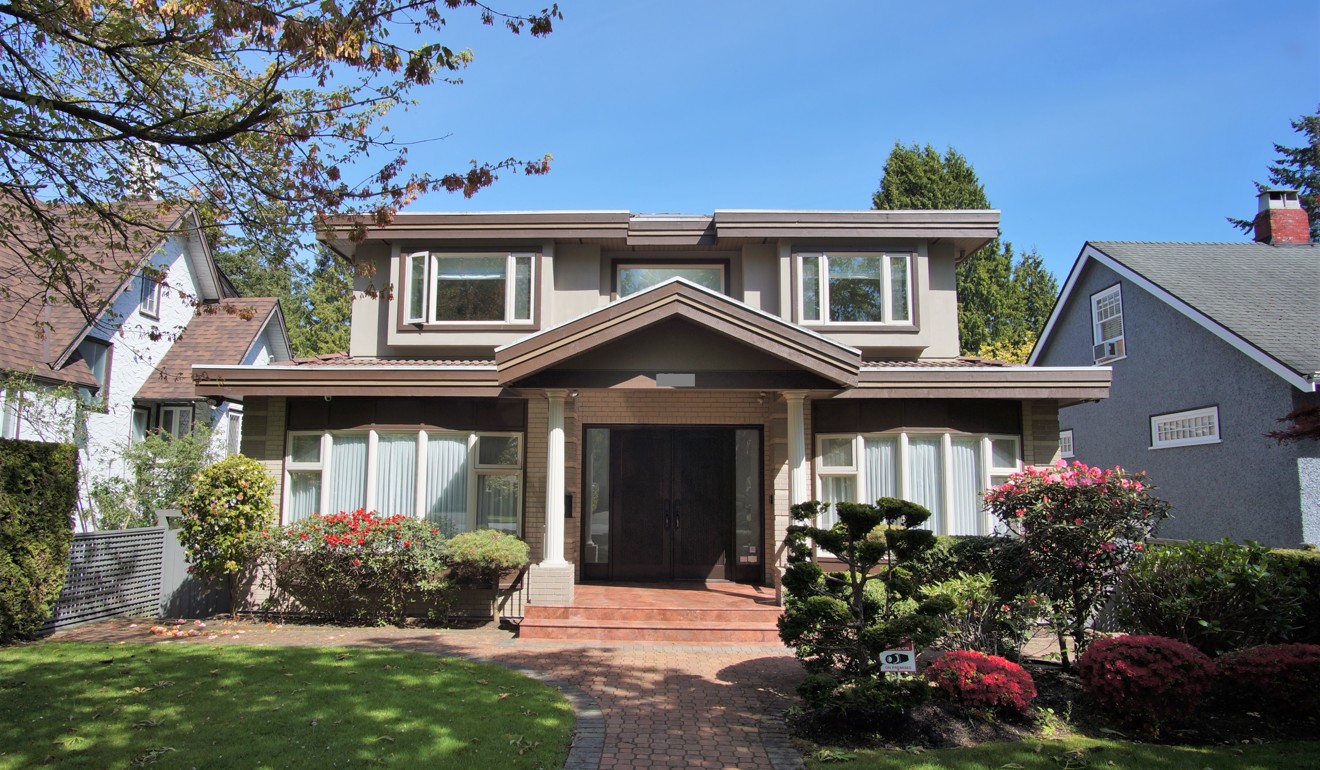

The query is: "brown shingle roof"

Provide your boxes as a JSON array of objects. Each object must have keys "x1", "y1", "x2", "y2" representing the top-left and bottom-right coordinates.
[
  {"x1": 0, "y1": 200, "x2": 186, "y2": 387},
  {"x1": 137, "y1": 298, "x2": 281, "y2": 400}
]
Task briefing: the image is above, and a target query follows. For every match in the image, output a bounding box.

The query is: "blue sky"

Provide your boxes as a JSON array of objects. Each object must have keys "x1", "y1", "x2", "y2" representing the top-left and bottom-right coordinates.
[{"x1": 390, "y1": 0, "x2": 1319, "y2": 280}]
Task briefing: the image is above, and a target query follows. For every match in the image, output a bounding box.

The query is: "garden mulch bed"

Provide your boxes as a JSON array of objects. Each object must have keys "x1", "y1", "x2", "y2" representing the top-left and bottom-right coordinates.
[{"x1": 790, "y1": 659, "x2": 1320, "y2": 751}]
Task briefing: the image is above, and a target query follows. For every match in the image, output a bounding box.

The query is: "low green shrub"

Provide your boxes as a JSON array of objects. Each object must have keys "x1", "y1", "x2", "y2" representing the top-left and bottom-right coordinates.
[
  {"x1": 1077, "y1": 634, "x2": 1215, "y2": 736},
  {"x1": 0, "y1": 440, "x2": 78, "y2": 642},
  {"x1": 1269, "y1": 548, "x2": 1320, "y2": 644},
  {"x1": 443, "y1": 529, "x2": 530, "y2": 583},
  {"x1": 1116, "y1": 539, "x2": 1308, "y2": 656},
  {"x1": 924, "y1": 649, "x2": 1037, "y2": 714},
  {"x1": 914, "y1": 535, "x2": 1032, "y2": 598},
  {"x1": 265, "y1": 510, "x2": 453, "y2": 624},
  {"x1": 1214, "y1": 643, "x2": 1320, "y2": 714},
  {"x1": 921, "y1": 572, "x2": 1043, "y2": 660}
]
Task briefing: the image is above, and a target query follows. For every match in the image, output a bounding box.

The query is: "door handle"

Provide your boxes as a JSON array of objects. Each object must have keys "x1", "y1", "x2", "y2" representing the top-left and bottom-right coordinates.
[{"x1": 673, "y1": 501, "x2": 680, "y2": 531}]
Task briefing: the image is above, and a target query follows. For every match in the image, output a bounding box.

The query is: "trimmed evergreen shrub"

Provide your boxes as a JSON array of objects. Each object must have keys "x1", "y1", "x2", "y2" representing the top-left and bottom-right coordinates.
[
  {"x1": 1269, "y1": 548, "x2": 1320, "y2": 644},
  {"x1": 924, "y1": 650, "x2": 1037, "y2": 714},
  {"x1": 178, "y1": 455, "x2": 275, "y2": 616},
  {"x1": 1116, "y1": 539, "x2": 1308, "y2": 656},
  {"x1": 0, "y1": 439, "x2": 78, "y2": 642},
  {"x1": 1077, "y1": 634, "x2": 1215, "y2": 735},
  {"x1": 1214, "y1": 643, "x2": 1320, "y2": 714}
]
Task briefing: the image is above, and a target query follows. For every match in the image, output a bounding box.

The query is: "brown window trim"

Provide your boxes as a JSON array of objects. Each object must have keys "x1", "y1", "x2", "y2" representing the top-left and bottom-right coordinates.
[{"x1": 394, "y1": 251, "x2": 544, "y2": 333}]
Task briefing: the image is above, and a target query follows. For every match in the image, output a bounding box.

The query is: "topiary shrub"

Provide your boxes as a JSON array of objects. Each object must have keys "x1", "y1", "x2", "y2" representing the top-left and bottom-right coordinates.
[
  {"x1": 924, "y1": 650, "x2": 1037, "y2": 714},
  {"x1": 443, "y1": 529, "x2": 530, "y2": 621},
  {"x1": 1077, "y1": 634, "x2": 1215, "y2": 736},
  {"x1": 0, "y1": 439, "x2": 78, "y2": 642},
  {"x1": 779, "y1": 498, "x2": 953, "y2": 726},
  {"x1": 265, "y1": 510, "x2": 453, "y2": 624},
  {"x1": 178, "y1": 454, "x2": 275, "y2": 616},
  {"x1": 1116, "y1": 539, "x2": 1308, "y2": 657},
  {"x1": 1214, "y1": 643, "x2": 1320, "y2": 714}
]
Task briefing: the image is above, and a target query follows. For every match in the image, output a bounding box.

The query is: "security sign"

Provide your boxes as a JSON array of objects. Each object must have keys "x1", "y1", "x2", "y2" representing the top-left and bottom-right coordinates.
[{"x1": 880, "y1": 646, "x2": 917, "y2": 673}]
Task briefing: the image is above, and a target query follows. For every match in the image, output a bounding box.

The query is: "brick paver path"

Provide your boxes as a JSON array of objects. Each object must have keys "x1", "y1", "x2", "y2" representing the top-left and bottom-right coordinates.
[{"x1": 54, "y1": 619, "x2": 806, "y2": 770}]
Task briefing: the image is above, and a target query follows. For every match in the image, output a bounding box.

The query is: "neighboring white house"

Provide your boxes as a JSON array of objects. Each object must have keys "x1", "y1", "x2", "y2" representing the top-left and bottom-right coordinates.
[{"x1": 0, "y1": 201, "x2": 290, "y2": 529}]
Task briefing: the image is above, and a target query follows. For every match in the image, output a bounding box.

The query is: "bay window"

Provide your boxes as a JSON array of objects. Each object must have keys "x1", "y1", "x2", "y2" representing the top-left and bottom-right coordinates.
[
  {"x1": 815, "y1": 432, "x2": 1020, "y2": 536},
  {"x1": 283, "y1": 429, "x2": 523, "y2": 535},
  {"x1": 404, "y1": 251, "x2": 534, "y2": 324},
  {"x1": 798, "y1": 252, "x2": 912, "y2": 324}
]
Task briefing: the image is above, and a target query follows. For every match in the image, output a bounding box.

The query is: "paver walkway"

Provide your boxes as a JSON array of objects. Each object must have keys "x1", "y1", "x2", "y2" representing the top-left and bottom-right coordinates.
[{"x1": 54, "y1": 619, "x2": 806, "y2": 770}]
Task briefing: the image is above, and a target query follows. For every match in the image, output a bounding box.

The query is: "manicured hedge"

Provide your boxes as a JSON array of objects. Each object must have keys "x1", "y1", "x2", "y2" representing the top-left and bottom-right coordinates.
[
  {"x1": 0, "y1": 439, "x2": 78, "y2": 642},
  {"x1": 1269, "y1": 548, "x2": 1320, "y2": 644}
]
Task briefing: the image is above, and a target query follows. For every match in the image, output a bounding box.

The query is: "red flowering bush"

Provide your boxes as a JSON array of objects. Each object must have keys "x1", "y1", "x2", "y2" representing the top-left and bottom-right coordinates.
[
  {"x1": 264, "y1": 509, "x2": 452, "y2": 624},
  {"x1": 924, "y1": 650, "x2": 1037, "y2": 714},
  {"x1": 1214, "y1": 643, "x2": 1320, "y2": 714},
  {"x1": 984, "y1": 461, "x2": 1170, "y2": 669},
  {"x1": 1077, "y1": 635, "x2": 1215, "y2": 735}
]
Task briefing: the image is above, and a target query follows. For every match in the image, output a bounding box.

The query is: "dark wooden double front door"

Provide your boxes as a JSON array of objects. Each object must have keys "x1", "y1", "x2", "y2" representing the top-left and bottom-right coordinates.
[{"x1": 609, "y1": 428, "x2": 734, "y2": 581}]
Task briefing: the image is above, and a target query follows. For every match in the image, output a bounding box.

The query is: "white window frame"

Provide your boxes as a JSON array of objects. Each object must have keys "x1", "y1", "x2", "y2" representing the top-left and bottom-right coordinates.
[
  {"x1": 1, "y1": 389, "x2": 21, "y2": 440},
  {"x1": 159, "y1": 404, "x2": 192, "y2": 439},
  {"x1": 226, "y1": 409, "x2": 242, "y2": 455},
  {"x1": 796, "y1": 251, "x2": 913, "y2": 325},
  {"x1": 404, "y1": 251, "x2": 535, "y2": 325},
  {"x1": 814, "y1": 430, "x2": 1022, "y2": 537},
  {"x1": 1059, "y1": 429, "x2": 1074, "y2": 459},
  {"x1": 282, "y1": 428, "x2": 524, "y2": 532},
  {"x1": 1091, "y1": 284, "x2": 1125, "y2": 363},
  {"x1": 130, "y1": 406, "x2": 150, "y2": 445},
  {"x1": 1150, "y1": 406, "x2": 1221, "y2": 449},
  {"x1": 139, "y1": 274, "x2": 162, "y2": 319},
  {"x1": 615, "y1": 263, "x2": 725, "y2": 297}
]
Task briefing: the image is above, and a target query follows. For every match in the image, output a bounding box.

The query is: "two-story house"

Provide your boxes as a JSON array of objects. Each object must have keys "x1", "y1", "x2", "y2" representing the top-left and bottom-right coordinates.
[
  {"x1": 1031, "y1": 191, "x2": 1319, "y2": 548},
  {"x1": 0, "y1": 201, "x2": 290, "y2": 528},
  {"x1": 195, "y1": 209, "x2": 1109, "y2": 604}
]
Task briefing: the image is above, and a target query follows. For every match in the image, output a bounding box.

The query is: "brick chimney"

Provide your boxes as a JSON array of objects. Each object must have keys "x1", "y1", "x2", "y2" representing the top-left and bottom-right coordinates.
[{"x1": 1253, "y1": 189, "x2": 1310, "y2": 244}]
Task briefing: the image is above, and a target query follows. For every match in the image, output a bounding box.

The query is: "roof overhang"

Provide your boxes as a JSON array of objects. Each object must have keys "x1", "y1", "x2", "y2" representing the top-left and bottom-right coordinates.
[
  {"x1": 493, "y1": 278, "x2": 863, "y2": 387},
  {"x1": 850, "y1": 365, "x2": 1111, "y2": 404},
  {"x1": 191, "y1": 363, "x2": 507, "y2": 398},
  {"x1": 318, "y1": 208, "x2": 1001, "y2": 260}
]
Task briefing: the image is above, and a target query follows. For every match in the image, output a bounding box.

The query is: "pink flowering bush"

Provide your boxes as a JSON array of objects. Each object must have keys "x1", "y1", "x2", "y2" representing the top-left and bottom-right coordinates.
[
  {"x1": 1077, "y1": 634, "x2": 1214, "y2": 735},
  {"x1": 1214, "y1": 643, "x2": 1320, "y2": 714},
  {"x1": 924, "y1": 650, "x2": 1037, "y2": 714},
  {"x1": 265, "y1": 509, "x2": 452, "y2": 624},
  {"x1": 984, "y1": 461, "x2": 1170, "y2": 669}
]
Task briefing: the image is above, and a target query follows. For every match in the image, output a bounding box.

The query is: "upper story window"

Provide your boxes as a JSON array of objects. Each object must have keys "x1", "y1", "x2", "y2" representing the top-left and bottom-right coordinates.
[
  {"x1": 617, "y1": 264, "x2": 724, "y2": 297},
  {"x1": 797, "y1": 252, "x2": 911, "y2": 324},
  {"x1": 1091, "y1": 284, "x2": 1125, "y2": 363},
  {"x1": 1150, "y1": 406, "x2": 1220, "y2": 449},
  {"x1": 76, "y1": 338, "x2": 112, "y2": 405},
  {"x1": 404, "y1": 251, "x2": 534, "y2": 325},
  {"x1": 139, "y1": 274, "x2": 161, "y2": 319}
]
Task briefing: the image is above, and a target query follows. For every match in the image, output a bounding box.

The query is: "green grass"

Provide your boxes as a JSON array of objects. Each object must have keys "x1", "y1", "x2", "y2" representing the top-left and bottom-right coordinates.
[
  {"x1": 0, "y1": 642, "x2": 573, "y2": 770},
  {"x1": 804, "y1": 736, "x2": 1320, "y2": 770}
]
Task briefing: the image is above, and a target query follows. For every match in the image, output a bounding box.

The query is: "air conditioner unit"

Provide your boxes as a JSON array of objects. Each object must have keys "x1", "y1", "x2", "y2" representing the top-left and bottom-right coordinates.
[{"x1": 1093, "y1": 339, "x2": 1125, "y2": 363}]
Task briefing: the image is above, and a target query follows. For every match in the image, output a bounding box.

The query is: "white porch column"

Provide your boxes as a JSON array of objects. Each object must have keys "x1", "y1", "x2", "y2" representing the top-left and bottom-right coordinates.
[
  {"x1": 785, "y1": 391, "x2": 809, "y2": 505},
  {"x1": 542, "y1": 389, "x2": 568, "y2": 565}
]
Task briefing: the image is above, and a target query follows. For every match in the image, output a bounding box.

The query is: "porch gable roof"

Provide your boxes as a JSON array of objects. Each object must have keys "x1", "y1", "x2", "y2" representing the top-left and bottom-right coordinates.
[{"x1": 493, "y1": 278, "x2": 863, "y2": 387}]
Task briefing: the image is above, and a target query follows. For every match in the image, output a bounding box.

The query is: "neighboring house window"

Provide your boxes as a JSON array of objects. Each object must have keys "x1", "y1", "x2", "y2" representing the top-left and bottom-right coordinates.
[
  {"x1": 283, "y1": 429, "x2": 523, "y2": 535},
  {"x1": 130, "y1": 407, "x2": 149, "y2": 445},
  {"x1": 404, "y1": 251, "x2": 534, "y2": 324},
  {"x1": 616, "y1": 264, "x2": 724, "y2": 296},
  {"x1": 1091, "y1": 284, "x2": 1125, "y2": 363},
  {"x1": 1, "y1": 391, "x2": 20, "y2": 439},
  {"x1": 227, "y1": 410, "x2": 242, "y2": 455},
  {"x1": 815, "y1": 432, "x2": 1019, "y2": 537},
  {"x1": 797, "y1": 252, "x2": 912, "y2": 324},
  {"x1": 1151, "y1": 406, "x2": 1220, "y2": 449},
  {"x1": 159, "y1": 405, "x2": 193, "y2": 439},
  {"x1": 76, "y1": 338, "x2": 112, "y2": 405},
  {"x1": 1059, "y1": 429, "x2": 1075, "y2": 459},
  {"x1": 139, "y1": 274, "x2": 161, "y2": 318}
]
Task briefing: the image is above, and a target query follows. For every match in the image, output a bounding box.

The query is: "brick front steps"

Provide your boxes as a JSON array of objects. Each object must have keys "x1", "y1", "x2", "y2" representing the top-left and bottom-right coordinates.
[{"x1": 516, "y1": 582, "x2": 784, "y2": 644}]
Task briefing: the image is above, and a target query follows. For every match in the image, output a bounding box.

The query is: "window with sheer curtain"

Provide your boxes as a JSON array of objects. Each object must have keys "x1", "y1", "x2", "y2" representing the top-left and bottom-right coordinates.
[
  {"x1": 816, "y1": 432, "x2": 1020, "y2": 537},
  {"x1": 283, "y1": 430, "x2": 522, "y2": 534}
]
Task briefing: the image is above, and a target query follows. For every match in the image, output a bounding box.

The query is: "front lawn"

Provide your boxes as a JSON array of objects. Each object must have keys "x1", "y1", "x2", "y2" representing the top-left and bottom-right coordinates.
[
  {"x1": 804, "y1": 736, "x2": 1320, "y2": 770},
  {"x1": 0, "y1": 642, "x2": 573, "y2": 769}
]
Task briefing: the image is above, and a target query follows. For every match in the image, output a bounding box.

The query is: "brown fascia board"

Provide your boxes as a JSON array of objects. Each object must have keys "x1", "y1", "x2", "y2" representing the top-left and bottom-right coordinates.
[
  {"x1": 848, "y1": 366, "x2": 1111, "y2": 402},
  {"x1": 712, "y1": 209, "x2": 999, "y2": 251},
  {"x1": 191, "y1": 363, "x2": 503, "y2": 398},
  {"x1": 625, "y1": 216, "x2": 717, "y2": 246},
  {"x1": 495, "y1": 281, "x2": 861, "y2": 386},
  {"x1": 317, "y1": 211, "x2": 633, "y2": 257}
]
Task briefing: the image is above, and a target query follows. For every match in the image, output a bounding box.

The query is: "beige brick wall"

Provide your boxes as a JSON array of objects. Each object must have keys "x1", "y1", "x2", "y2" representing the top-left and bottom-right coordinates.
[
  {"x1": 240, "y1": 396, "x2": 286, "y2": 514},
  {"x1": 1022, "y1": 399, "x2": 1062, "y2": 467}
]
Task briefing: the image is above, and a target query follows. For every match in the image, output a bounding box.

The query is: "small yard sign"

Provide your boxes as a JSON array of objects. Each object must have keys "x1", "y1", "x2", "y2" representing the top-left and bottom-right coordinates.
[{"x1": 880, "y1": 646, "x2": 917, "y2": 673}]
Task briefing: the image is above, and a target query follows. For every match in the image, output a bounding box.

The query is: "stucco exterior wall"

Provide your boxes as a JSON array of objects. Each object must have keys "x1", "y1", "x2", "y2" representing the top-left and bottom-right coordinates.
[{"x1": 1035, "y1": 259, "x2": 1317, "y2": 547}]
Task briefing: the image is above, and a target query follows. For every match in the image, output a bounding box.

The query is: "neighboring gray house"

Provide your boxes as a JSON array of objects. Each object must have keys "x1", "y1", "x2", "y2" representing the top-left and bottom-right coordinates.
[{"x1": 1031, "y1": 190, "x2": 1320, "y2": 547}]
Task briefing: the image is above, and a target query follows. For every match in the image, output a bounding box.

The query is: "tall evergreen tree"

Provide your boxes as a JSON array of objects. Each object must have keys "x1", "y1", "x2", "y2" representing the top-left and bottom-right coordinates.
[
  {"x1": 872, "y1": 143, "x2": 1058, "y2": 360},
  {"x1": 1229, "y1": 105, "x2": 1320, "y2": 241},
  {"x1": 290, "y1": 249, "x2": 353, "y2": 357}
]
